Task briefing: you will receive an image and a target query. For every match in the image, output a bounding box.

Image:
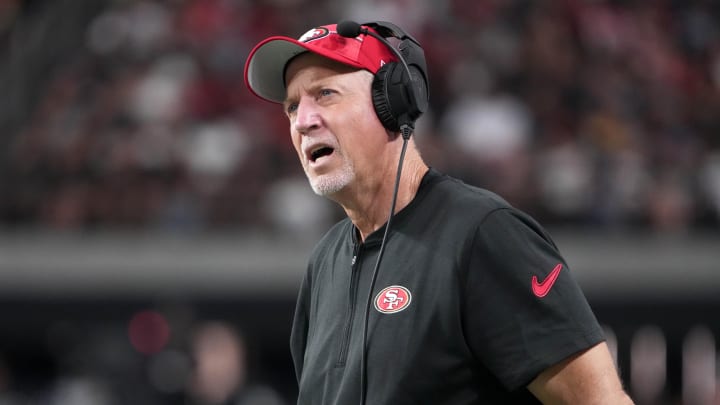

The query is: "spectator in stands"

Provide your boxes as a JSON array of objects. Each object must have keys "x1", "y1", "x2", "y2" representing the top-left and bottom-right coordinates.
[{"x1": 185, "y1": 321, "x2": 286, "y2": 405}]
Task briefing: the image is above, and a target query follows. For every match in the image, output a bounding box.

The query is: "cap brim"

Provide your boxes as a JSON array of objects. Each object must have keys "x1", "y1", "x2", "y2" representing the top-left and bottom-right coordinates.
[
  {"x1": 244, "y1": 36, "x2": 368, "y2": 104},
  {"x1": 244, "y1": 37, "x2": 307, "y2": 103}
]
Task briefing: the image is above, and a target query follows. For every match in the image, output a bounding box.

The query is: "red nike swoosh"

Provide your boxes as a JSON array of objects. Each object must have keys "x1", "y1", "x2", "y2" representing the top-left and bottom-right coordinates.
[{"x1": 532, "y1": 263, "x2": 563, "y2": 298}]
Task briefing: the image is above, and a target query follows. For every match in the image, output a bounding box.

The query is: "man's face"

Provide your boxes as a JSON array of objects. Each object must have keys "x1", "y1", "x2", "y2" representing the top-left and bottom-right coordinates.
[{"x1": 284, "y1": 53, "x2": 388, "y2": 197}]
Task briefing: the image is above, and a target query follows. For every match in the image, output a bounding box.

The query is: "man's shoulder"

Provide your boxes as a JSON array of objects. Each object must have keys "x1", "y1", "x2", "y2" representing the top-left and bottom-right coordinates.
[
  {"x1": 422, "y1": 169, "x2": 513, "y2": 217},
  {"x1": 428, "y1": 171, "x2": 551, "y2": 240}
]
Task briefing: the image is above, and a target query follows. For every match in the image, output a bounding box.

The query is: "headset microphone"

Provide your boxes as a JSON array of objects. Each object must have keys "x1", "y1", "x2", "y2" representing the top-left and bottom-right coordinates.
[
  {"x1": 337, "y1": 20, "x2": 428, "y2": 405},
  {"x1": 335, "y1": 20, "x2": 364, "y2": 40}
]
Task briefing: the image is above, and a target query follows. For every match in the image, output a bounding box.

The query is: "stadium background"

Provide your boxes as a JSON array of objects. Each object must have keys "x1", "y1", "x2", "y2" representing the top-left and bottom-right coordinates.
[{"x1": 1, "y1": 0, "x2": 719, "y2": 403}]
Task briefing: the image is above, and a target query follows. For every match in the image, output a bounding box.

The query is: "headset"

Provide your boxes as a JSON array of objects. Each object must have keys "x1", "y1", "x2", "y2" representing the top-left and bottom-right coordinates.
[
  {"x1": 337, "y1": 20, "x2": 430, "y2": 405},
  {"x1": 337, "y1": 21, "x2": 429, "y2": 134}
]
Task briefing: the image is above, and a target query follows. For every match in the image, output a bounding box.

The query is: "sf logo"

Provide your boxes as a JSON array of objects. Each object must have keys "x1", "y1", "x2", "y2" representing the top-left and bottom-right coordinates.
[
  {"x1": 374, "y1": 285, "x2": 412, "y2": 314},
  {"x1": 299, "y1": 27, "x2": 329, "y2": 43}
]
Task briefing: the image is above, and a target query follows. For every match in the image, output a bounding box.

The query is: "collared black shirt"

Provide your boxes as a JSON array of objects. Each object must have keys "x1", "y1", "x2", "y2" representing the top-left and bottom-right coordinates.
[{"x1": 290, "y1": 169, "x2": 604, "y2": 404}]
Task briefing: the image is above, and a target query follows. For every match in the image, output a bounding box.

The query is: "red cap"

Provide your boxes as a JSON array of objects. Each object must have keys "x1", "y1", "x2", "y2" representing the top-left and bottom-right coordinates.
[{"x1": 244, "y1": 23, "x2": 398, "y2": 104}]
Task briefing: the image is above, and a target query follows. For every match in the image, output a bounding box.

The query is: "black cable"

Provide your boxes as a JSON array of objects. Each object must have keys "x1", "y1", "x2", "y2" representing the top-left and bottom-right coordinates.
[{"x1": 359, "y1": 125, "x2": 413, "y2": 405}]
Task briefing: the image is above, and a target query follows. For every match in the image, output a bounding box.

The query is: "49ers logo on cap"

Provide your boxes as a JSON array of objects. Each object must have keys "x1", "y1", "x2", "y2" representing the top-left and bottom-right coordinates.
[
  {"x1": 299, "y1": 27, "x2": 330, "y2": 43},
  {"x1": 374, "y1": 285, "x2": 412, "y2": 314}
]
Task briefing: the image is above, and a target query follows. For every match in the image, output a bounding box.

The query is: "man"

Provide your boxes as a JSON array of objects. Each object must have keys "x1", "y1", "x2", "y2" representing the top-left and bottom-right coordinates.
[{"x1": 244, "y1": 21, "x2": 634, "y2": 404}]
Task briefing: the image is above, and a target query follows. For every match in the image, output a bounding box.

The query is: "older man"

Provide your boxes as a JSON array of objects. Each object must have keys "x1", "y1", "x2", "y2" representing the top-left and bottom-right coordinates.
[{"x1": 244, "y1": 21, "x2": 634, "y2": 405}]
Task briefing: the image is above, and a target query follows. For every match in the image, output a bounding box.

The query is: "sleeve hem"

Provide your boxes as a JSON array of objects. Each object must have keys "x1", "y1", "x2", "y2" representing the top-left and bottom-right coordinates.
[{"x1": 505, "y1": 327, "x2": 606, "y2": 391}]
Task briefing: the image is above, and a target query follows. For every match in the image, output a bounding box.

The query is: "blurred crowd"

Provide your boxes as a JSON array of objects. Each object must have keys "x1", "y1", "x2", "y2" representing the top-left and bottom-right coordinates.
[
  {"x1": 2, "y1": 0, "x2": 720, "y2": 235},
  {"x1": 0, "y1": 310, "x2": 290, "y2": 405}
]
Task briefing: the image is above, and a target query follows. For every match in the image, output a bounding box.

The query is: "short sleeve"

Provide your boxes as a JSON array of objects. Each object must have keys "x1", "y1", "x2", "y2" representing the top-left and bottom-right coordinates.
[{"x1": 462, "y1": 208, "x2": 605, "y2": 390}]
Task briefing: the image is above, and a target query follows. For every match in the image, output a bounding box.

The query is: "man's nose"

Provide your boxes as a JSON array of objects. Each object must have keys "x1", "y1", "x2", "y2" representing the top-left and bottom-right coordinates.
[{"x1": 294, "y1": 97, "x2": 321, "y2": 135}]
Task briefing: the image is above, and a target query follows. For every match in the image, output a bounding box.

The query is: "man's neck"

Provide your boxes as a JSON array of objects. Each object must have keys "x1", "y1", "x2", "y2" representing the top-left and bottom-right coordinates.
[{"x1": 339, "y1": 156, "x2": 428, "y2": 242}]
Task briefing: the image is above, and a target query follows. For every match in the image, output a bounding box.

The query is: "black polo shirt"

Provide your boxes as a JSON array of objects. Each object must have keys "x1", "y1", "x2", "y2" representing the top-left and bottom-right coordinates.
[{"x1": 290, "y1": 168, "x2": 605, "y2": 404}]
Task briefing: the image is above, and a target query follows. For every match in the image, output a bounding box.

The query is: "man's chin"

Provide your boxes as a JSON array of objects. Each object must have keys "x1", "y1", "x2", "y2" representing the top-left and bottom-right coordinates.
[
  {"x1": 309, "y1": 180, "x2": 345, "y2": 197},
  {"x1": 308, "y1": 172, "x2": 353, "y2": 197}
]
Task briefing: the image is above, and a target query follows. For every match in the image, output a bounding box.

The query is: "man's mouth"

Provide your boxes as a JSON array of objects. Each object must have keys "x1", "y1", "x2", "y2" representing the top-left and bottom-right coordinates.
[{"x1": 310, "y1": 146, "x2": 334, "y2": 162}]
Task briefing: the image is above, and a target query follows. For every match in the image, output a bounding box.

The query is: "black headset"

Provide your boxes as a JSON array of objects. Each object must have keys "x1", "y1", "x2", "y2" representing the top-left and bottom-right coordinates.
[{"x1": 338, "y1": 21, "x2": 430, "y2": 133}]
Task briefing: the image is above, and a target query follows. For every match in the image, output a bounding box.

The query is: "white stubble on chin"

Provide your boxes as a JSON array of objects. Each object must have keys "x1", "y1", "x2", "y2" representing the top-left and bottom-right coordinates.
[{"x1": 306, "y1": 157, "x2": 355, "y2": 196}]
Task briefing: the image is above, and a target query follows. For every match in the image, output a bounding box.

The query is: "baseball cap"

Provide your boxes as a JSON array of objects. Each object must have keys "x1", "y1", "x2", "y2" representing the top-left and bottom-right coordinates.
[{"x1": 244, "y1": 23, "x2": 398, "y2": 104}]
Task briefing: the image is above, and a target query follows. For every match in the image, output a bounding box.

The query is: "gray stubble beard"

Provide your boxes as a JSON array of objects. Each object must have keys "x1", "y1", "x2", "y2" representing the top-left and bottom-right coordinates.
[{"x1": 306, "y1": 157, "x2": 355, "y2": 196}]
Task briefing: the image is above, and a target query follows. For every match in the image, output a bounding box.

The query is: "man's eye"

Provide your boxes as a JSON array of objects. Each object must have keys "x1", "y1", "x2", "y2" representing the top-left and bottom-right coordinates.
[
  {"x1": 319, "y1": 89, "x2": 333, "y2": 97},
  {"x1": 286, "y1": 102, "x2": 298, "y2": 114}
]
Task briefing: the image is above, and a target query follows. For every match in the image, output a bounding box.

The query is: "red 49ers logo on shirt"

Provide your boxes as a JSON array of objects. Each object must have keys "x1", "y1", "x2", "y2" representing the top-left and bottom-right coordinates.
[{"x1": 374, "y1": 286, "x2": 412, "y2": 314}]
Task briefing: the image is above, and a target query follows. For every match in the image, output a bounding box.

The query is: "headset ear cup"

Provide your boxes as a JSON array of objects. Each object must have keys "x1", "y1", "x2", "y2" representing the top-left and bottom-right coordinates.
[{"x1": 372, "y1": 63, "x2": 399, "y2": 132}]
